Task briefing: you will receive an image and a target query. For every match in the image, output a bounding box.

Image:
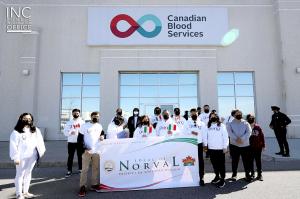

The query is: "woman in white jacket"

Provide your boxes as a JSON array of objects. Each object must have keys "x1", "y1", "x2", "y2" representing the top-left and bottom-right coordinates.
[
  {"x1": 203, "y1": 113, "x2": 229, "y2": 188},
  {"x1": 9, "y1": 113, "x2": 46, "y2": 199},
  {"x1": 133, "y1": 115, "x2": 156, "y2": 138}
]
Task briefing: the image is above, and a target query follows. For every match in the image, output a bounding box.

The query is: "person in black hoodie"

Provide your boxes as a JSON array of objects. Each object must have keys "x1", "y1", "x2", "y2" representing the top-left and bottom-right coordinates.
[
  {"x1": 127, "y1": 108, "x2": 141, "y2": 138},
  {"x1": 269, "y1": 106, "x2": 291, "y2": 157}
]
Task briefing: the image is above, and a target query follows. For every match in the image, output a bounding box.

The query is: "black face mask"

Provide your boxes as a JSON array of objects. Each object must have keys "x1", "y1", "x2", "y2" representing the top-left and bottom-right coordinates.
[
  {"x1": 235, "y1": 115, "x2": 243, "y2": 120},
  {"x1": 174, "y1": 110, "x2": 180, "y2": 116},
  {"x1": 248, "y1": 118, "x2": 255, "y2": 124},
  {"x1": 163, "y1": 115, "x2": 169, "y2": 120},
  {"x1": 117, "y1": 111, "x2": 122, "y2": 116},
  {"x1": 92, "y1": 118, "x2": 98, "y2": 123},
  {"x1": 114, "y1": 119, "x2": 121, "y2": 126},
  {"x1": 73, "y1": 115, "x2": 79, "y2": 119},
  {"x1": 204, "y1": 109, "x2": 209, "y2": 113},
  {"x1": 22, "y1": 120, "x2": 32, "y2": 126},
  {"x1": 191, "y1": 115, "x2": 198, "y2": 121},
  {"x1": 142, "y1": 120, "x2": 149, "y2": 126},
  {"x1": 211, "y1": 117, "x2": 217, "y2": 122}
]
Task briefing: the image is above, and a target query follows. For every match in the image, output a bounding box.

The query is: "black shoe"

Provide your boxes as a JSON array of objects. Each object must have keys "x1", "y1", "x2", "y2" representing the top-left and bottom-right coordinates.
[
  {"x1": 256, "y1": 175, "x2": 263, "y2": 181},
  {"x1": 244, "y1": 177, "x2": 253, "y2": 182},
  {"x1": 199, "y1": 179, "x2": 205, "y2": 186},
  {"x1": 275, "y1": 152, "x2": 284, "y2": 155},
  {"x1": 65, "y1": 171, "x2": 72, "y2": 178},
  {"x1": 217, "y1": 179, "x2": 225, "y2": 188},
  {"x1": 282, "y1": 153, "x2": 290, "y2": 157},
  {"x1": 211, "y1": 176, "x2": 220, "y2": 184}
]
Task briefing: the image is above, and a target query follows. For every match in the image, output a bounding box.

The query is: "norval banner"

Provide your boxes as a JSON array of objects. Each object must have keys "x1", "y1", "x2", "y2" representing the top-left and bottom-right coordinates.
[
  {"x1": 88, "y1": 7, "x2": 228, "y2": 45},
  {"x1": 96, "y1": 136, "x2": 199, "y2": 191}
]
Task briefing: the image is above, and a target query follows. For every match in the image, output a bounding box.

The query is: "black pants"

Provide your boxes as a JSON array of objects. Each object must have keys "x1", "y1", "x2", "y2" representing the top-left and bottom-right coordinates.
[
  {"x1": 209, "y1": 149, "x2": 226, "y2": 179},
  {"x1": 230, "y1": 144, "x2": 251, "y2": 178},
  {"x1": 67, "y1": 142, "x2": 83, "y2": 171},
  {"x1": 274, "y1": 128, "x2": 289, "y2": 154},
  {"x1": 198, "y1": 143, "x2": 204, "y2": 180},
  {"x1": 250, "y1": 149, "x2": 262, "y2": 176}
]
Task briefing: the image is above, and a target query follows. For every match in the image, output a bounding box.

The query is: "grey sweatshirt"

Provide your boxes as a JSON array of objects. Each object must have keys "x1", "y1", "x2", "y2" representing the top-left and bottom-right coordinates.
[{"x1": 227, "y1": 119, "x2": 251, "y2": 147}]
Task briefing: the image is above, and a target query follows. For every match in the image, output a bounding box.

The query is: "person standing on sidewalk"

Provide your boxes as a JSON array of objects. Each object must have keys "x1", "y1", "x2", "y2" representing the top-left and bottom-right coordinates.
[
  {"x1": 227, "y1": 110, "x2": 252, "y2": 182},
  {"x1": 10, "y1": 113, "x2": 46, "y2": 199},
  {"x1": 247, "y1": 114, "x2": 265, "y2": 181},
  {"x1": 269, "y1": 106, "x2": 291, "y2": 157},
  {"x1": 77, "y1": 112, "x2": 104, "y2": 197},
  {"x1": 185, "y1": 108, "x2": 207, "y2": 186},
  {"x1": 63, "y1": 109, "x2": 85, "y2": 177},
  {"x1": 203, "y1": 113, "x2": 229, "y2": 188},
  {"x1": 133, "y1": 115, "x2": 156, "y2": 138}
]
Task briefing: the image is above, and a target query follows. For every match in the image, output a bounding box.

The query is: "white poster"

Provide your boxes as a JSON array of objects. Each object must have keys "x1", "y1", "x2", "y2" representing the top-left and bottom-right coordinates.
[
  {"x1": 88, "y1": 7, "x2": 228, "y2": 45},
  {"x1": 97, "y1": 136, "x2": 199, "y2": 191}
]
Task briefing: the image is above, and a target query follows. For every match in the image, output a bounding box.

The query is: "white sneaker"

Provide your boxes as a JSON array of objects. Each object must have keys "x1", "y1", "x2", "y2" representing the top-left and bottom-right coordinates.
[
  {"x1": 16, "y1": 194, "x2": 24, "y2": 199},
  {"x1": 23, "y1": 192, "x2": 35, "y2": 198}
]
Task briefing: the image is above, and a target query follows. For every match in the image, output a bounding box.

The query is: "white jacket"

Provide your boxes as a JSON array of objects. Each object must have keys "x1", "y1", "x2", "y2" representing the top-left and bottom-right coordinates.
[
  {"x1": 10, "y1": 127, "x2": 46, "y2": 161},
  {"x1": 199, "y1": 112, "x2": 210, "y2": 125},
  {"x1": 156, "y1": 118, "x2": 176, "y2": 137},
  {"x1": 172, "y1": 116, "x2": 187, "y2": 136},
  {"x1": 133, "y1": 125, "x2": 156, "y2": 138},
  {"x1": 204, "y1": 123, "x2": 229, "y2": 150},
  {"x1": 185, "y1": 119, "x2": 207, "y2": 143},
  {"x1": 63, "y1": 118, "x2": 85, "y2": 143},
  {"x1": 106, "y1": 122, "x2": 125, "y2": 139}
]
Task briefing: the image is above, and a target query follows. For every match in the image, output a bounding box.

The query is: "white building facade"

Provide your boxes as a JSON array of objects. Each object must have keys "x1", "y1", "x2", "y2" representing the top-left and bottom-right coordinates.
[{"x1": 0, "y1": 0, "x2": 299, "y2": 141}]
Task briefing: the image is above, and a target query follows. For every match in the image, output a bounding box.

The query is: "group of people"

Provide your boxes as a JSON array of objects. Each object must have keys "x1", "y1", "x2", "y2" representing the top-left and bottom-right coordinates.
[{"x1": 9, "y1": 105, "x2": 291, "y2": 198}]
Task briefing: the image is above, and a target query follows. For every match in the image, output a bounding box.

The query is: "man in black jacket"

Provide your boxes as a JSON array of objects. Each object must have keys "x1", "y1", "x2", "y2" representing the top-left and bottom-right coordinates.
[
  {"x1": 269, "y1": 106, "x2": 292, "y2": 157},
  {"x1": 127, "y1": 108, "x2": 141, "y2": 138}
]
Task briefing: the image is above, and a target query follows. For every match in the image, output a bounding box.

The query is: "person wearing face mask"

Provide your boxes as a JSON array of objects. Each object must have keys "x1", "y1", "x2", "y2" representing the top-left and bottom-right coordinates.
[
  {"x1": 203, "y1": 113, "x2": 229, "y2": 188},
  {"x1": 150, "y1": 107, "x2": 162, "y2": 129},
  {"x1": 127, "y1": 108, "x2": 141, "y2": 138},
  {"x1": 63, "y1": 108, "x2": 85, "y2": 177},
  {"x1": 184, "y1": 108, "x2": 207, "y2": 186},
  {"x1": 156, "y1": 110, "x2": 176, "y2": 137},
  {"x1": 77, "y1": 112, "x2": 104, "y2": 196},
  {"x1": 227, "y1": 110, "x2": 252, "y2": 182},
  {"x1": 199, "y1": 105, "x2": 211, "y2": 125},
  {"x1": 10, "y1": 113, "x2": 46, "y2": 199},
  {"x1": 110, "y1": 108, "x2": 128, "y2": 127},
  {"x1": 133, "y1": 115, "x2": 156, "y2": 138},
  {"x1": 269, "y1": 106, "x2": 291, "y2": 157},
  {"x1": 172, "y1": 108, "x2": 187, "y2": 136},
  {"x1": 247, "y1": 114, "x2": 265, "y2": 181},
  {"x1": 107, "y1": 116, "x2": 128, "y2": 139}
]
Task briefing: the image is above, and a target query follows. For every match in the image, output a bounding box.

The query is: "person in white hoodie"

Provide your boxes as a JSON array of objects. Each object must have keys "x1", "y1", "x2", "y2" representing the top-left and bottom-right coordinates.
[
  {"x1": 63, "y1": 109, "x2": 85, "y2": 177},
  {"x1": 133, "y1": 115, "x2": 156, "y2": 138},
  {"x1": 155, "y1": 110, "x2": 176, "y2": 137},
  {"x1": 172, "y1": 108, "x2": 187, "y2": 136},
  {"x1": 203, "y1": 113, "x2": 229, "y2": 188},
  {"x1": 107, "y1": 116, "x2": 129, "y2": 139},
  {"x1": 185, "y1": 108, "x2": 207, "y2": 186},
  {"x1": 10, "y1": 113, "x2": 46, "y2": 199}
]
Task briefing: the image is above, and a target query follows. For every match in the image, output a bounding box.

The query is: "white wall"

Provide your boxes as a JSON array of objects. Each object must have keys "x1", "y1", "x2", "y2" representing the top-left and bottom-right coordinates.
[{"x1": 1, "y1": 0, "x2": 299, "y2": 140}]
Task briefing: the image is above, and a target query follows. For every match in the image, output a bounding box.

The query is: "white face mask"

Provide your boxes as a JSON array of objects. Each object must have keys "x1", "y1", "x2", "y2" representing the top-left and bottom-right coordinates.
[{"x1": 134, "y1": 111, "x2": 139, "y2": 115}]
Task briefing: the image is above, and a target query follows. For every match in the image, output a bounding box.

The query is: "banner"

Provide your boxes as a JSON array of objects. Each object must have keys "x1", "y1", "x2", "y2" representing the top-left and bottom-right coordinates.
[
  {"x1": 97, "y1": 136, "x2": 199, "y2": 192},
  {"x1": 88, "y1": 7, "x2": 228, "y2": 45}
]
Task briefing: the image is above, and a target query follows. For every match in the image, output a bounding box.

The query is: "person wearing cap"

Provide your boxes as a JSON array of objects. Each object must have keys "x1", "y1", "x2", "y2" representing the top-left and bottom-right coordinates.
[
  {"x1": 127, "y1": 108, "x2": 141, "y2": 138},
  {"x1": 269, "y1": 106, "x2": 291, "y2": 157}
]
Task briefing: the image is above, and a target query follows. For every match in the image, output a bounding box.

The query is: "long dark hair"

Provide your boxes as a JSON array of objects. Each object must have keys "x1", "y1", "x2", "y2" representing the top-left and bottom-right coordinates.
[
  {"x1": 207, "y1": 113, "x2": 221, "y2": 128},
  {"x1": 14, "y1": 113, "x2": 36, "y2": 133}
]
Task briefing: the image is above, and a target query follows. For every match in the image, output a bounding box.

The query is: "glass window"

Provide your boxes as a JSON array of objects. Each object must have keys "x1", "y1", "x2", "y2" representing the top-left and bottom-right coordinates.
[
  {"x1": 217, "y1": 72, "x2": 255, "y2": 117},
  {"x1": 120, "y1": 73, "x2": 198, "y2": 116},
  {"x1": 61, "y1": 73, "x2": 100, "y2": 131}
]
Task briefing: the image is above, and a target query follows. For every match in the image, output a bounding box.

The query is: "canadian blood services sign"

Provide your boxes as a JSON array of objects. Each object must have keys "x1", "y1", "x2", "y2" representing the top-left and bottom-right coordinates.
[{"x1": 87, "y1": 7, "x2": 228, "y2": 45}]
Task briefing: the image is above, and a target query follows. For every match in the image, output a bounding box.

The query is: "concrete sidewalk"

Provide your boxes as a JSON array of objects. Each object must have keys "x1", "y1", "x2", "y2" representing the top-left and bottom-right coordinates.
[{"x1": 1, "y1": 138, "x2": 299, "y2": 168}]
